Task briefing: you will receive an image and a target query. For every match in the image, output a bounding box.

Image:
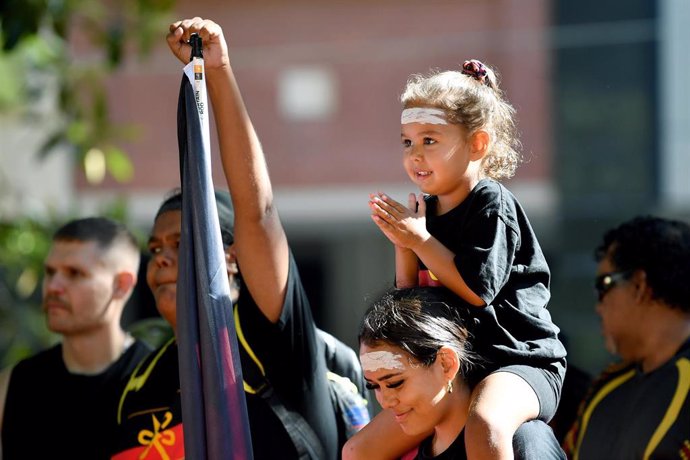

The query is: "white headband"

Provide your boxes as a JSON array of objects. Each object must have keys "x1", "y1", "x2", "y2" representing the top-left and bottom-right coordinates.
[
  {"x1": 401, "y1": 107, "x2": 448, "y2": 125},
  {"x1": 360, "y1": 351, "x2": 406, "y2": 372}
]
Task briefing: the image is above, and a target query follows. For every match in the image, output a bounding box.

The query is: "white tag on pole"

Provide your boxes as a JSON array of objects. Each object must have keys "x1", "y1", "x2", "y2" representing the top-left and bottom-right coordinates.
[{"x1": 184, "y1": 58, "x2": 210, "y2": 155}]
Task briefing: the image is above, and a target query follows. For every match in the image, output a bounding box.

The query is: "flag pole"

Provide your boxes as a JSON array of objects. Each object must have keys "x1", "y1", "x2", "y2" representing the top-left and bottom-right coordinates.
[{"x1": 177, "y1": 32, "x2": 254, "y2": 460}]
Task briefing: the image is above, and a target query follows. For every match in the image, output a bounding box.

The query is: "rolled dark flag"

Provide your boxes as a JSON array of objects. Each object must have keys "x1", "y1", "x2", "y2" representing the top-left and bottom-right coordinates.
[{"x1": 176, "y1": 33, "x2": 253, "y2": 460}]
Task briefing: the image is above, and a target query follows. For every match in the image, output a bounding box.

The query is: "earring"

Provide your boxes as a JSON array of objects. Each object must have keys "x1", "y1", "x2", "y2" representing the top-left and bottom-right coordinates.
[{"x1": 447, "y1": 380, "x2": 453, "y2": 394}]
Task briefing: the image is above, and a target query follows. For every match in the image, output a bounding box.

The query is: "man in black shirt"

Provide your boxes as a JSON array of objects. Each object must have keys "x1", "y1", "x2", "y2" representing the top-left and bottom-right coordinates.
[
  {"x1": 0, "y1": 217, "x2": 151, "y2": 460},
  {"x1": 566, "y1": 216, "x2": 690, "y2": 458}
]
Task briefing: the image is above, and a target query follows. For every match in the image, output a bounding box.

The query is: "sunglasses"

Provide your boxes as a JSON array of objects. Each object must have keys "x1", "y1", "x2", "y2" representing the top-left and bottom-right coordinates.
[{"x1": 594, "y1": 270, "x2": 632, "y2": 301}]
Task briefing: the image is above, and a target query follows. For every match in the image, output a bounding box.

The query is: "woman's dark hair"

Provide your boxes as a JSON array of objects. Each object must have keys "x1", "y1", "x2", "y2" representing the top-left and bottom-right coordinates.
[
  {"x1": 595, "y1": 215, "x2": 690, "y2": 312},
  {"x1": 359, "y1": 287, "x2": 474, "y2": 375},
  {"x1": 155, "y1": 188, "x2": 235, "y2": 248}
]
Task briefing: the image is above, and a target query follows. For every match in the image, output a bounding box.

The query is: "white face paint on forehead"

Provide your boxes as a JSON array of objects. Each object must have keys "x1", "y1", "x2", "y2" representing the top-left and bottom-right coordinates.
[
  {"x1": 360, "y1": 350, "x2": 406, "y2": 372},
  {"x1": 401, "y1": 107, "x2": 448, "y2": 125}
]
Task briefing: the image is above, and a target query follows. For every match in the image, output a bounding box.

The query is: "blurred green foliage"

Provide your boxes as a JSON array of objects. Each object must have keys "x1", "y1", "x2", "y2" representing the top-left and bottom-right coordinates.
[
  {"x1": 0, "y1": 0, "x2": 176, "y2": 368},
  {"x1": 0, "y1": 0, "x2": 175, "y2": 184},
  {"x1": 0, "y1": 218, "x2": 57, "y2": 368}
]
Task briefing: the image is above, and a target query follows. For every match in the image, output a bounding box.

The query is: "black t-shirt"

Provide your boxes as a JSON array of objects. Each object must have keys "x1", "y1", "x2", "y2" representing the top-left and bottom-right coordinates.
[
  {"x1": 415, "y1": 420, "x2": 565, "y2": 459},
  {"x1": 424, "y1": 179, "x2": 566, "y2": 373},
  {"x1": 112, "y1": 338, "x2": 184, "y2": 459},
  {"x1": 236, "y1": 252, "x2": 339, "y2": 459},
  {"x1": 571, "y1": 340, "x2": 690, "y2": 459},
  {"x1": 113, "y1": 251, "x2": 339, "y2": 460},
  {"x1": 415, "y1": 430, "x2": 468, "y2": 460},
  {"x1": 2, "y1": 340, "x2": 151, "y2": 460}
]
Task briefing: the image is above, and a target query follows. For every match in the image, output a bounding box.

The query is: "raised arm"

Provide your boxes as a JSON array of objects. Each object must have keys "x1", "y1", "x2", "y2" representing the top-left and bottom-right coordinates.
[{"x1": 167, "y1": 18, "x2": 288, "y2": 323}]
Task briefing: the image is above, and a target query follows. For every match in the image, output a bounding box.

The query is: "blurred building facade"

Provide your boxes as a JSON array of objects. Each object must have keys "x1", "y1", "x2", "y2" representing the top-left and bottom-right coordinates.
[{"x1": 2, "y1": 0, "x2": 688, "y2": 374}]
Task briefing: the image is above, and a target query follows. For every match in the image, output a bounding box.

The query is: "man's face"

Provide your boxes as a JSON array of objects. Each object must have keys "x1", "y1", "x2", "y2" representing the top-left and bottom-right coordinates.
[
  {"x1": 147, "y1": 210, "x2": 238, "y2": 332},
  {"x1": 42, "y1": 240, "x2": 119, "y2": 335},
  {"x1": 595, "y1": 256, "x2": 645, "y2": 361}
]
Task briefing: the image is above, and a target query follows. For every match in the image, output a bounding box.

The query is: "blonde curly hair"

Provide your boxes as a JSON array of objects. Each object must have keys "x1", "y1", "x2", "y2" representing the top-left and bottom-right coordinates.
[{"x1": 400, "y1": 61, "x2": 522, "y2": 180}]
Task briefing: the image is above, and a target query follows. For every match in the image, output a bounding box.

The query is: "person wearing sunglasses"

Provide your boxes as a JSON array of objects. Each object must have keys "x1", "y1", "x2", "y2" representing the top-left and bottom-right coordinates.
[{"x1": 564, "y1": 216, "x2": 690, "y2": 459}]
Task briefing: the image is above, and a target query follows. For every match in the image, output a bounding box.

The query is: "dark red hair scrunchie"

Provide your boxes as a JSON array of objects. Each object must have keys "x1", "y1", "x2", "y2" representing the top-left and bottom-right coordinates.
[{"x1": 461, "y1": 59, "x2": 488, "y2": 85}]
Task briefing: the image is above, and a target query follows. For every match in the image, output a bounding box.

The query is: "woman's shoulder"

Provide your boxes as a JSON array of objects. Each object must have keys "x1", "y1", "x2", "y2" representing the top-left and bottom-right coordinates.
[{"x1": 131, "y1": 337, "x2": 178, "y2": 380}]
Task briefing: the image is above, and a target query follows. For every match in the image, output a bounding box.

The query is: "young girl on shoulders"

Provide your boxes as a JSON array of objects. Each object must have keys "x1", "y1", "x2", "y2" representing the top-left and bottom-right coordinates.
[{"x1": 348, "y1": 60, "x2": 566, "y2": 460}]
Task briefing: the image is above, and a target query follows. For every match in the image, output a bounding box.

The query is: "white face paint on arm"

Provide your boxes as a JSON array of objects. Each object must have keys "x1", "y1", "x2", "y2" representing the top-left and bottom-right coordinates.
[{"x1": 360, "y1": 351, "x2": 406, "y2": 373}]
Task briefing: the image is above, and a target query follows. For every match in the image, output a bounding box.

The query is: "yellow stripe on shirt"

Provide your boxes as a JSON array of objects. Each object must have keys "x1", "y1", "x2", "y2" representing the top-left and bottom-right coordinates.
[
  {"x1": 234, "y1": 305, "x2": 265, "y2": 394},
  {"x1": 643, "y1": 358, "x2": 690, "y2": 459},
  {"x1": 573, "y1": 369, "x2": 636, "y2": 460}
]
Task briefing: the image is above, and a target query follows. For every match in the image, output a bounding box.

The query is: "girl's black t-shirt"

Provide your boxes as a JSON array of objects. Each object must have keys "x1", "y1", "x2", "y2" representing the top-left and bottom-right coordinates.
[{"x1": 424, "y1": 179, "x2": 566, "y2": 375}]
